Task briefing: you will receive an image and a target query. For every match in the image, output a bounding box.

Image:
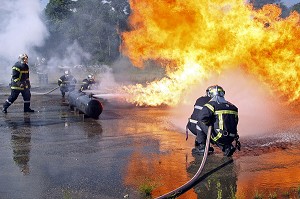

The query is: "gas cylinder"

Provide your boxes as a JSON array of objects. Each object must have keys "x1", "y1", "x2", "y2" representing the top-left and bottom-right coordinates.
[{"x1": 68, "y1": 91, "x2": 103, "y2": 119}]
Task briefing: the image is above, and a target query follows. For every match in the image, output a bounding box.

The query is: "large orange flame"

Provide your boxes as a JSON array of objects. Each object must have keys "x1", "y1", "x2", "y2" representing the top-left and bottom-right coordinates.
[{"x1": 121, "y1": 0, "x2": 300, "y2": 106}]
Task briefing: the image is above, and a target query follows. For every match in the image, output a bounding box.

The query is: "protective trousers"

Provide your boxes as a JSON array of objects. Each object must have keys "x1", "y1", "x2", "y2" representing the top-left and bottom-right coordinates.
[
  {"x1": 187, "y1": 121, "x2": 208, "y2": 146},
  {"x1": 3, "y1": 89, "x2": 32, "y2": 112},
  {"x1": 196, "y1": 122, "x2": 209, "y2": 145}
]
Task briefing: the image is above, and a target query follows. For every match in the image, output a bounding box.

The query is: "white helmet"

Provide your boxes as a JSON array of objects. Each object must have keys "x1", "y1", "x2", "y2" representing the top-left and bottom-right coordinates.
[
  {"x1": 87, "y1": 74, "x2": 94, "y2": 81},
  {"x1": 207, "y1": 85, "x2": 225, "y2": 98},
  {"x1": 64, "y1": 70, "x2": 70, "y2": 76},
  {"x1": 18, "y1": 53, "x2": 28, "y2": 63}
]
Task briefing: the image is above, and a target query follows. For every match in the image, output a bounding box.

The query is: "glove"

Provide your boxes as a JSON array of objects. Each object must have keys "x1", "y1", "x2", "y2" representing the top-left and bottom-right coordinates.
[
  {"x1": 26, "y1": 80, "x2": 31, "y2": 89},
  {"x1": 234, "y1": 134, "x2": 241, "y2": 151},
  {"x1": 18, "y1": 81, "x2": 25, "y2": 88}
]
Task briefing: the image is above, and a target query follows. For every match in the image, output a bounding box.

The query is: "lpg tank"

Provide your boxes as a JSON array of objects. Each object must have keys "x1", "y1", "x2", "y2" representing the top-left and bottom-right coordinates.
[{"x1": 68, "y1": 91, "x2": 103, "y2": 119}]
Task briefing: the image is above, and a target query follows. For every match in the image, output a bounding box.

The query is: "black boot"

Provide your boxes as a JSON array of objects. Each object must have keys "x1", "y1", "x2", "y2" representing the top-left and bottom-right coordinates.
[
  {"x1": 223, "y1": 144, "x2": 236, "y2": 157},
  {"x1": 2, "y1": 101, "x2": 10, "y2": 113},
  {"x1": 2, "y1": 107, "x2": 7, "y2": 113},
  {"x1": 192, "y1": 144, "x2": 214, "y2": 155},
  {"x1": 24, "y1": 103, "x2": 34, "y2": 113},
  {"x1": 194, "y1": 139, "x2": 200, "y2": 147}
]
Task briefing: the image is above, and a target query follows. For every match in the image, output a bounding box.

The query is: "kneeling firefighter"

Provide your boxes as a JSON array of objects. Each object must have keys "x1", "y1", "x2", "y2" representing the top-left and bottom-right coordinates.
[
  {"x1": 79, "y1": 74, "x2": 96, "y2": 92},
  {"x1": 195, "y1": 85, "x2": 241, "y2": 156},
  {"x1": 58, "y1": 69, "x2": 77, "y2": 97}
]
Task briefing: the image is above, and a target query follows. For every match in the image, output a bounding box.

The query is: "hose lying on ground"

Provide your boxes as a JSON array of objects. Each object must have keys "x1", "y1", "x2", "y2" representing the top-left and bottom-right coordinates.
[
  {"x1": 31, "y1": 86, "x2": 60, "y2": 95},
  {"x1": 0, "y1": 86, "x2": 60, "y2": 96},
  {"x1": 155, "y1": 126, "x2": 212, "y2": 199}
]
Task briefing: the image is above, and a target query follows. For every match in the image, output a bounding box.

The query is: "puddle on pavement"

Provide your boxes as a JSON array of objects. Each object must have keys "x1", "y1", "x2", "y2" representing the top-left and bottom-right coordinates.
[
  {"x1": 123, "y1": 144, "x2": 300, "y2": 199},
  {"x1": 120, "y1": 107, "x2": 300, "y2": 199},
  {"x1": 235, "y1": 147, "x2": 300, "y2": 199}
]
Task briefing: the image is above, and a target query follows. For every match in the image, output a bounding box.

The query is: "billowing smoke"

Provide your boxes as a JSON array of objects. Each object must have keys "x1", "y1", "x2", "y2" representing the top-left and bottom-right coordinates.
[
  {"x1": 46, "y1": 41, "x2": 91, "y2": 83},
  {"x1": 0, "y1": 1, "x2": 94, "y2": 86},
  {"x1": 47, "y1": 41, "x2": 90, "y2": 69},
  {"x1": 0, "y1": 0, "x2": 48, "y2": 84}
]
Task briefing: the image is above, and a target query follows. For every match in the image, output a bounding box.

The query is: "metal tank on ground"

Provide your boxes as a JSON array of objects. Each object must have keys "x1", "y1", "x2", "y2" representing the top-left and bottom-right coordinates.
[{"x1": 68, "y1": 90, "x2": 103, "y2": 119}]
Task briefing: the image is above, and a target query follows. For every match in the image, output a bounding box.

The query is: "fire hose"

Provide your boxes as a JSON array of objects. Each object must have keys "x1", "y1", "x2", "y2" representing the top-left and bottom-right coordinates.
[
  {"x1": 37, "y1": 83, "x2": 92, "y2": 95},
  {"x1": 31, "y1": 83, "x2": 85, "y2": 95},
  {"x1": 31, "y1": 86, "x2": 60, "y2": 95},
  {"x1": 1, "y1": 86, "x2": 60, "y2": 96},
  {"x1": 155, "y1": 126, "x2": 212, "y2": 199}
]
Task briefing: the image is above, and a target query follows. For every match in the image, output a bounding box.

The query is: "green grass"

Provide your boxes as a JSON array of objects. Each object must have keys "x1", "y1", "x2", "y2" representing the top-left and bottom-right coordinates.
[
  {"x1": 139, "y1": 183, "x2": 156, "y2": 197},
  {"x1": 254, "y1": 190, "x2": 263, "y2": 199},
  {"x1": 62, "y1": 189, "x2": 72, "y2": 199},
  {"x1": 282, "y1": 190, "x2": 291, "y2": 198},
  {"x1": 268, "y1": 191, "x2": 277, "y2": 199},
  {"x1": 138, "y1": 177, "x2": 160, "y2": 198},
  {"x1": 248, "y1": 187, "x2": 300, "y2": 199}
]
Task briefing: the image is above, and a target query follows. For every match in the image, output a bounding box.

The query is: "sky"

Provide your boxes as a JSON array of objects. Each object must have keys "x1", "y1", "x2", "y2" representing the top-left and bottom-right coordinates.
[
  {"x1": 282, "y1": 0, "x2": 300, "y2": 7},
  {"x1": 40, "y1": 0, "x2": 48, "y2": 8}
]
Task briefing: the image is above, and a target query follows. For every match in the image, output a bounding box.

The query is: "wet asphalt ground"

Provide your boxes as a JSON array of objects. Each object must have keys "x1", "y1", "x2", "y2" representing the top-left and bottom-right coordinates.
[
  {"x1": 0, "y1": 84, "x2": 197, "y2": 199},
  {"x1": 1, "y1": 84, "x2": 300, "y2": 199}
]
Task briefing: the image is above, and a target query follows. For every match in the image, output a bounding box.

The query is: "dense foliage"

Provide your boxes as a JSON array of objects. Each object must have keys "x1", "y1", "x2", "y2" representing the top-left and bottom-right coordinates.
[
  {"x1": 41, "y1": 0, "x2": 130, "y2": 65},
  {"x1": 249, "y1": 0, "x2": 290, "y2": 17},
  {"x1": 291, "y1": 2, "x2": 300, "y2": 13}
]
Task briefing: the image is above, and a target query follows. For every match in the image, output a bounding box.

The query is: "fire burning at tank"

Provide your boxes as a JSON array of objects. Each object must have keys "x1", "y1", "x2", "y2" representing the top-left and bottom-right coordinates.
[{"x1": 120, "y1": 0, "x2": 300, "y2": 107}]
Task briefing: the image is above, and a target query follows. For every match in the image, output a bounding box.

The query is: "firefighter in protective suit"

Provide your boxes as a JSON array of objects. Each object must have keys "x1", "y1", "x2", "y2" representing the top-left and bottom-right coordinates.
[
  {"x1": 79, "y1": 74, "x2": 96, "y2": 92},
  {"x1": 195, "y1": 85, "x2": 241, "y2": 156},
  {"x1": 187, "y1": 86, "x2": 213, "y2": 152},
  {"x1": 2, "y1": 54, "x2": 34, "y2": 113},
  {"x1": 58, "y1": 70, "x2": 77, "y2": 97}
]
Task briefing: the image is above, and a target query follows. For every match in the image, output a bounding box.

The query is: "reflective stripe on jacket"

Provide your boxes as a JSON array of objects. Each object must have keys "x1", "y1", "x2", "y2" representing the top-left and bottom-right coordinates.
[
  {"x1": 58, "y1": 75, "x2": 77, "y2": 86},
  {"x1": 10, "y1": 62, "x2": 30, "y2": 90},
  {"x1": 186, "y1": 96, "x2": 211, "y2": 136},
  {"x1": 198, "y1": 100, "x2": 238, "y2": 142}
]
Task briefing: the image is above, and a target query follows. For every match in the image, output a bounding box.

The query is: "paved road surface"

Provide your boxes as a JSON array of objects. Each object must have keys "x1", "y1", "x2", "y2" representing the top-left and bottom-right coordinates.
[{"x1": 0, "y1": 85, "x2": 300, "y2": 199}]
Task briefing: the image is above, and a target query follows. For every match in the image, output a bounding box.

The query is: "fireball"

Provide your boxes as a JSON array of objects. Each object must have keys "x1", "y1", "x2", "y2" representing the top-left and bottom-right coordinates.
[{"x1": 121, "y1": 0, "x2": 300, "y2": 106}]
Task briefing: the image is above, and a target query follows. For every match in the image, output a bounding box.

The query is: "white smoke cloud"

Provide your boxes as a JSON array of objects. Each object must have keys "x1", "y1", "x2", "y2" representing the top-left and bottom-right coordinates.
[
  {"x1": 46, "y1": 41, "x2": 91, "y2": 69},
  {"x1": 0, "y1": 0, "x2": 49, "y2": 84},
  {"x1": 0, "y1": 1, "x2": 92, "y2": 86}
]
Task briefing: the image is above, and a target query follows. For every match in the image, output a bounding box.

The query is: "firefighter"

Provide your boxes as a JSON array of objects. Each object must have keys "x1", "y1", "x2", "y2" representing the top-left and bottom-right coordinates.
[
  {"x1": 58, "y1": 69, "x2": 77, "y2": 97},
  {"x1": 187, "y1": 86, "x2": 214, "y2": 154},
  {"x1": 79, "y1": 74, "x2": 96, "y2": 92},
  {"x1": 196, "y1": 85, "x2": 241, "y2": 156},
  {"x1": 2, "y1": 54, "x2": 34, "y2": 113},
  {"x1": 36, "y1": 57, "x2": 48, "y2": 86}
]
